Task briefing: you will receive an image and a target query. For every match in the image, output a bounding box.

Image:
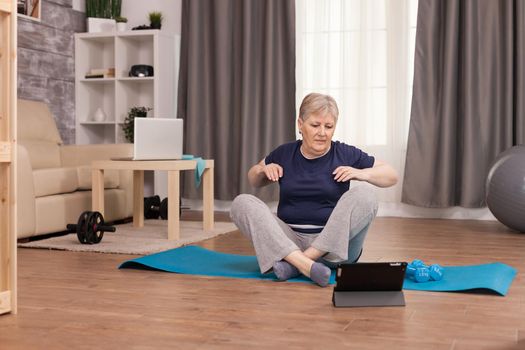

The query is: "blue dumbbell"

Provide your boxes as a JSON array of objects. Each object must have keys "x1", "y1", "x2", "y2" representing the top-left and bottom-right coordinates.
[
  {"x1": 411, "y1": 259, "x2": 426, "y2": 268},
  {"x1": 407, "y1": 259, "x2": 444, "y2": 282},
  {"x1": 429, "y1": 264, "x2": 443, "y2": 281},
  {"x1": 406, "y1": 259, "x2": 425, "y2": 275},
  {"x1": 407, "y1": 259, "x2": 425, "y2": 272},
  {"x1": 406, "y1": 264, "x2": 416, "y2": 276},
  {"x1": 414, "y1": 267, "x2": 430, "y2": 282}
]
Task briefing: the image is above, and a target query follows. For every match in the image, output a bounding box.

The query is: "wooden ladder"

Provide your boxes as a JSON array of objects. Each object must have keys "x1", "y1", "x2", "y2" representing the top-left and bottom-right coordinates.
[{"x1": 0, "y1": 0, "x2": 17, "y2": 315}]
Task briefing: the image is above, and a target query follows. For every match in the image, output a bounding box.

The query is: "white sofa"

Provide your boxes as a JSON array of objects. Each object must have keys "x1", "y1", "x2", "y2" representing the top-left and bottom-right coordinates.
[{"x1": 17, "y1": 99, "x2": 134, "y2": 239}]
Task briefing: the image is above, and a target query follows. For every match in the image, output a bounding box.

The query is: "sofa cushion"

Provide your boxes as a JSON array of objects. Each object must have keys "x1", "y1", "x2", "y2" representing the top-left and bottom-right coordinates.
[
  {"x1": 76, "y1": 166, "x2": 120, "y2": 190},
  {"x1": 20, "y1": 140, "x2": 62, "y2": 170},
  {"x1": 17, "y1": 99, "x2": 63, "y2": 144},
  {"x1": 33, "y1": 167, "x2": 79, "y2": 198}
]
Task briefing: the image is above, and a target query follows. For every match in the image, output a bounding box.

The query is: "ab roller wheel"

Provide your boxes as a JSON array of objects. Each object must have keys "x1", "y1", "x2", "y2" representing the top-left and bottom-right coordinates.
[{"x1": 66, "y1": 211, "x2": 116, "y2": 244}]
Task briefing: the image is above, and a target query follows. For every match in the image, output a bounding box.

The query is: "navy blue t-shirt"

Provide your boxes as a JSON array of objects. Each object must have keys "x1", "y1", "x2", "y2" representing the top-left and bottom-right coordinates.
[{"x1": 265, "y1": 140, "x2": 375, "y2": 233}]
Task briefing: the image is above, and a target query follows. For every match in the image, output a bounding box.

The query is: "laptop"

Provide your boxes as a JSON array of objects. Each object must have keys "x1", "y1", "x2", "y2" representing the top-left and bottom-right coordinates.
[
  {"x1": 332, "y1": 262, "x2": 407, "y2": 307},
  {"x1": 115, "y1": 118, "x2": 183, "y2": 160}
]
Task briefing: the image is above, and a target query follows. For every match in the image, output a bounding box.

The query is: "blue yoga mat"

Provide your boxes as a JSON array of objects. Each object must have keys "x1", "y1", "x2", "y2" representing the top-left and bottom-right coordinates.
[{"x1": 119, "y1": 246, "x2": 517, "y2": 296}]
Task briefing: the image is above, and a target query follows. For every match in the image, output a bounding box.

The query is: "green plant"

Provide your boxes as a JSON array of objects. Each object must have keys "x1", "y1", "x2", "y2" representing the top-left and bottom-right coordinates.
[
  {"x1": 148, "y1": 11, "x2": 163, "y2": 27},
  {"x1": 111, "y1": 0, "x2": 121, "y2": 18},
  {"x1": 122, "y1": 107, "x2": 152, "y2": 142},
  {"x1": 86, "y1": 0, "x2": 121, "y2": 19},
  {"x1": 115, "y1": 16, "x2": 127, "y2": 23}
]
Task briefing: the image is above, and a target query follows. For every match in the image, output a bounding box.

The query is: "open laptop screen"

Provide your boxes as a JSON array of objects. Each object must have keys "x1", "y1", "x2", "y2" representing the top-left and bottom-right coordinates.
[{"x1": 133, "y1": 118, "x2": 183, "y2": 160}]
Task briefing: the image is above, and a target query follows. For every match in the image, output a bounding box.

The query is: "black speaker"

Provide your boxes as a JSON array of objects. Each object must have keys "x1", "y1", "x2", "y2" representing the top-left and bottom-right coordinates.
[{"x1": 129, "y1": 65, "x2": 154, "y2": 77}]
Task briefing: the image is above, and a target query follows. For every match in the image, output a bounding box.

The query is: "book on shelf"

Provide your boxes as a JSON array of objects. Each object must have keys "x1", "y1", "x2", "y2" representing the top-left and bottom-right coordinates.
[
  {"x1": 85, "y1": 68, "x2": 115, "y2": 79},
  {"x1": 84, "y1": 73, "x2": 114, "y2": 79},
  {"x1": 89, "y1": 68, "x2": 115, "y2": 75}
]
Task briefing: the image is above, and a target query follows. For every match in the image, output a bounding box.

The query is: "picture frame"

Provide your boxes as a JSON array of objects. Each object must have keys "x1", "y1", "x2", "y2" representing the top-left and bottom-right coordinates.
[{"x1": 17, "y1": 0, "x2": 41, "y2": 21}]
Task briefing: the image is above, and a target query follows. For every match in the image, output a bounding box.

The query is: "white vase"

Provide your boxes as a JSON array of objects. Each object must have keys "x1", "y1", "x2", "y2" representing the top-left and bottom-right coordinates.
[
  {"x1": 117, "y1": 22, "x2": 127, "y2": 32},
  {"x1": 93, "y1": 108, "x2": 107, "y2": 122}
]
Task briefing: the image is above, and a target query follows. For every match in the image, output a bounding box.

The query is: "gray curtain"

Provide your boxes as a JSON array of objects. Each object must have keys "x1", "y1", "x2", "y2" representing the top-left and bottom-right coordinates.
[
  {"x1": 402, "y1": 0, "x2": 525, "y2": 208},
  {"x1": 177, "y1": 0, "x2": 296, "y2": 201}
]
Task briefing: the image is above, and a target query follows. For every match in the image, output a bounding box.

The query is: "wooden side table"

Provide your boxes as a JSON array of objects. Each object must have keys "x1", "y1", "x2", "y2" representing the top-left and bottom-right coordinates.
[{"x1": 91, "y1": 159, "x2": 214, "y2": 240}]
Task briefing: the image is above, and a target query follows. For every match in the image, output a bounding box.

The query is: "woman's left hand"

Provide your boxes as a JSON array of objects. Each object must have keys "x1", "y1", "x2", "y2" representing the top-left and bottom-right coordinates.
[
  {"x1": 332, "y1": 166, "x2": 370, "y2": 182},
  {"x1": 333, "y1": 161, "x2": 398, "y2": 187}
]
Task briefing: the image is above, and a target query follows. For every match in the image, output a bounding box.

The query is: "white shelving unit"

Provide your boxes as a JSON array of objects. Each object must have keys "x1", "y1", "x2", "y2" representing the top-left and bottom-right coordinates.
[{"x1": 75, "y1": 30, "x2": 179, "y2": 144}]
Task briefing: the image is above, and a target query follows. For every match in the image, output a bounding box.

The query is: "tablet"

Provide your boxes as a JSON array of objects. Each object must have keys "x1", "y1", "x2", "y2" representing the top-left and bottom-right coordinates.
[{"x1": 332, "y1": 262, "x2": 407, "y2": 307}]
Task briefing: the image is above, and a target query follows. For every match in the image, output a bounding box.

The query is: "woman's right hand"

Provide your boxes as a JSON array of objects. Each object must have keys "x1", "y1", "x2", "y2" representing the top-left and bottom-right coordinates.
[
  {"x1": 262, "y1": 163, "x2": 283, "y2": 182},
  {"x1": 248, "y1": 159, "x2": 283, "y2": 187}
]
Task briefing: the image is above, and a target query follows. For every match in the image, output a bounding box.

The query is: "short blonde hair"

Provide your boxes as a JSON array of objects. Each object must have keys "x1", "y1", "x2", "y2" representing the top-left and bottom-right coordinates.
[{"x1": 299, "y1": 93, "x2": 339, "y2": 121}]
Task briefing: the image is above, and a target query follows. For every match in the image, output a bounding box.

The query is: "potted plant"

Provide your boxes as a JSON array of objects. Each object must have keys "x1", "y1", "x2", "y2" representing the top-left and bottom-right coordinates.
[
  {"x1": 122, "y1": 107, "x2": 152, "y2": 143},
  {"x1": 115, "y1": 16, "x2": 127, "y2": 32},
  {"x1": 149, "y1": 11, "x2": 163, "y2": 30},
  {"x1": 86, "y1": 0, "x2": 122, "y2": 32}
]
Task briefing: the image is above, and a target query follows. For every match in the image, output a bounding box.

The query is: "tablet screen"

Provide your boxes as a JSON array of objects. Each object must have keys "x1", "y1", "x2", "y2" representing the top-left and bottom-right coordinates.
[{"x1": 334, "y1": 262, "x2": 407, "y2": 292}]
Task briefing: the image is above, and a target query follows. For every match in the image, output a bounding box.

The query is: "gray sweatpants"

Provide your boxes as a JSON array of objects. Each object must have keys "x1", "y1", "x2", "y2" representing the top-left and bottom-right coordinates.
[{"x1": 230, "y1": 185, "x2": 378, "y2": 273}]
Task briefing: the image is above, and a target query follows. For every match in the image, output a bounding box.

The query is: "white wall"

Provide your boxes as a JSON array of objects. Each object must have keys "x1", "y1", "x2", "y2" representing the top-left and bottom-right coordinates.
[
  {"x1": 73, "y1": 0, "x2": 182, "y2": 34},
  {"x1": 121, "y1": 0, "x2": 181, "y2": 34}
]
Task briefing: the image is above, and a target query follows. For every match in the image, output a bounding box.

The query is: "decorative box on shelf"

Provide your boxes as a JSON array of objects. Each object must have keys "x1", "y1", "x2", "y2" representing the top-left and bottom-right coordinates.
[{"x1": 87, "y1": 17, "x2": 116, "y2": 33}]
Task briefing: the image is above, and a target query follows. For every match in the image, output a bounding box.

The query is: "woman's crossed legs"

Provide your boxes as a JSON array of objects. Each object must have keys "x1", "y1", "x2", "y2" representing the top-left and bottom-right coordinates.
[{"x1": 230, "y1": 186, "x2": 378, "y2": 287}]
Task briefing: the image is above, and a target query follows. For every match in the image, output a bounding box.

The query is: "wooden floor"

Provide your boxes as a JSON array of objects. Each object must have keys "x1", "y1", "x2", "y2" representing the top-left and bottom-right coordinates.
[{"x1": 0, "y1": 216, "x2": 524, "y2": 349}]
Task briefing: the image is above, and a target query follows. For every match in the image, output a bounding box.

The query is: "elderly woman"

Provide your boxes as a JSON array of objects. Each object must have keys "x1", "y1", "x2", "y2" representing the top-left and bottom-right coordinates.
[{"x1": 230, "y1": 93, "x2": 398, "y2": 287}]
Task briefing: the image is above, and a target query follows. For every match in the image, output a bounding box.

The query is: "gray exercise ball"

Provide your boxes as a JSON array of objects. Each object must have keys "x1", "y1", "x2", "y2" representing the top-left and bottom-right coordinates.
[{"x1": 486, "y1": 145, "x2": 525, "y2": 232}]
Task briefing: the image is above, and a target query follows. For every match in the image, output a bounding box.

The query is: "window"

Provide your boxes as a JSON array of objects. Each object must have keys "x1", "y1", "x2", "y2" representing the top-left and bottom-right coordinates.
[{"x1": 296, "y1": 0, "x2": 418, "y2": 202}]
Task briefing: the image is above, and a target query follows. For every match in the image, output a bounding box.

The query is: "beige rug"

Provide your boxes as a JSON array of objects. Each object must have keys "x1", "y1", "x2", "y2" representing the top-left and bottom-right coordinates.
[{"x1": 18, "y1": 220, "x2": 238, "y2": 255}]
